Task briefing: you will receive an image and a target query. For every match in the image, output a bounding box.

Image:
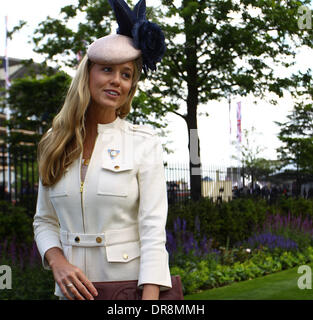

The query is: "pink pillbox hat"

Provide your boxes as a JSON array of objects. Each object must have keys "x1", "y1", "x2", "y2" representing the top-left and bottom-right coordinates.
[
  {"x1": 87, "y1": 34, "x2": 141, "y2": 65},
  {"x1": 86, "y1": 0, "x2": 166, "y2": 76}
]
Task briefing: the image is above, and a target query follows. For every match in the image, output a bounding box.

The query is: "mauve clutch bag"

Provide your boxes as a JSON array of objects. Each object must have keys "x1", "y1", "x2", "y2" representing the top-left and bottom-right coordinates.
[{"x1": 92, "y1": 275, "x2": 184, "y2": 300}]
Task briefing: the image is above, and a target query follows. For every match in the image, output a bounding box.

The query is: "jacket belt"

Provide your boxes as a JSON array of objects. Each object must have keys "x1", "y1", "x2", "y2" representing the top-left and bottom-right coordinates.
[{"x1": 60, "y1": 225, "x2": 139, "y2": 247}]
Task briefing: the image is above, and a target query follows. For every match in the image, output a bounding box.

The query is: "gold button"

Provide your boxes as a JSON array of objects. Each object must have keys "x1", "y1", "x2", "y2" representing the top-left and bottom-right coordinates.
[
  {"x1": 114, "y1": 165, "x2": 120, "y2": 170},
  {"x1": 96, "y1": 237, "x2": 102, "y2": 243},
  {"x1": 75, "y1": 236, "x2": 80, "y2": 243},
  {"x1": 123, "y1": 253, "x2": 128, "y2": 260}
]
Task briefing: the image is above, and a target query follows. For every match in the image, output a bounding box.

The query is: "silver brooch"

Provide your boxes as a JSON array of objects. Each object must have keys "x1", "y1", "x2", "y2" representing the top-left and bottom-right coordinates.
[{"x1": 108, "y1": 149, "x2": 120, "y2": 160}]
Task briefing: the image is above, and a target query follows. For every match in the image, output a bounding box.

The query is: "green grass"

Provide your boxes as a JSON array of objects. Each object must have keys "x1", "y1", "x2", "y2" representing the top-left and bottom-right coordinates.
[{"x1": 184, "y1": 264, "x2": 313, "y2": 300}]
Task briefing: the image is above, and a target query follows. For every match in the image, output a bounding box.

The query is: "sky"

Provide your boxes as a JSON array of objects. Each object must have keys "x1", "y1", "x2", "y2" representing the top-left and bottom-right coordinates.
[{"x1": 1, "y1": 0, "x2": 313, "y2": 168}]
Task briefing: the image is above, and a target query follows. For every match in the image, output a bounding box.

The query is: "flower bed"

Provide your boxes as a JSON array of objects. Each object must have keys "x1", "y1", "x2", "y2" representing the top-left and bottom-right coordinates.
[
  {"x1": 166, "y1": 210, "x2": 313, "y2": 295},
  {"x1": 0, "y1": 239, "x2": 56, "y2": 300},
  {"x1": 170, "y1": 246, "x2": 313, "y2": 295},
  {"x1": 1, "y1": 198, "x2": 313, "y2": 299}
]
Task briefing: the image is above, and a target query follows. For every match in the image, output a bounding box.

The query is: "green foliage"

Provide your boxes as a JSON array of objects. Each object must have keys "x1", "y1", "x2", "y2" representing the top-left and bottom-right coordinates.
[
  {"x1": 2, "y1": 195, "x2": 313, "y2": 298},
  {"x1": 0, "y1": 269, "x2": 55, "y2": 300},
  {"x1": 276, "y1": 102, "x2": 313, "y2": 178},
  {"x1": 9, "y1": 72, "x2": 71, "y2": 120},
  {"x1": 168, "y1": 197, "x2": 268, "y2": 247},
  {"x1": 0, "y1": 263, "x2": 56, "y2": 300},
  {"x1": 172, "y1": 246, "x2": 313, "y2": 295},
  {"x1": 269, "y1": 196, "x2": 313, "y2": 218},
  {"x1": 7, "y1": 72, "x2": 71, "y2": 151},
  {"x1": 168, "y1": 197, "x2": 313, "y2": 248},
  {"x1": 127, "y1": 88, "x2": 170, "y2": 134},
  {"x1": 218, "y1": 245, "x2": 252, "y2": 266},
  {"x1": 31, "y1": 0, "x2": 113, "y2": 66},
  {"x1": 167, "y1": 197, "x2": 222, "y2": 243},
  {"x1": 12, "y1": 0, "x2": 313, "y2": 200},
  {"x1": 218, "y1": 198, "x2": 268, "y2": 246},
  {"x1": 0, "y1": 242, "x2": 56, "y2": 300},
  {"x1": 0, "y1": 201, "x2": 33, "y2": 246},
  {"x1": 167, "y1": 196, "x2": 313, "y2": 295},
  {"x1": 266, "y1": 217, "x2": 312, "y2": 250}
]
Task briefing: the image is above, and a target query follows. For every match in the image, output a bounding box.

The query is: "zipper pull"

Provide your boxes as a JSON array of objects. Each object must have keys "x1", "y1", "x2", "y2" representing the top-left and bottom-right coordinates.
[{"x1": 80, "y1": 181, "x2": 84, "y2": 193}]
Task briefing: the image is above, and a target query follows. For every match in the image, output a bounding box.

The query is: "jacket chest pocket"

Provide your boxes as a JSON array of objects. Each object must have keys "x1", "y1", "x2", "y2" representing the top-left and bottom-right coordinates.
[
  {"x1": 49, "y1": 170, "x2": 69, "y2": 198},
  {"x1": 97, "y1": 162, "x2": 133, "y2": 197}
]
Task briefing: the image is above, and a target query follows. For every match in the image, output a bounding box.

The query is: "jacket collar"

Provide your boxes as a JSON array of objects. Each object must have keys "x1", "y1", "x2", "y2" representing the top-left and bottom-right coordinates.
[{"x1": 97, "y1": 116, "x2": 125, "y2": 133}]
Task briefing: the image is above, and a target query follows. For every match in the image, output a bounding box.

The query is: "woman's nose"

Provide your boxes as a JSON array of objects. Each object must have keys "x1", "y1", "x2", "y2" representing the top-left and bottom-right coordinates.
[{"x1": 110, "y1": 71, "x2": 121, "y2": 86}]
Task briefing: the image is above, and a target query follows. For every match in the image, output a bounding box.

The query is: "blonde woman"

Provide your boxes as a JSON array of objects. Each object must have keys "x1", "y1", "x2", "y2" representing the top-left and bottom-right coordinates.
[{"x1": 33, "y1": 0, "x2": 171, "y2": 300}]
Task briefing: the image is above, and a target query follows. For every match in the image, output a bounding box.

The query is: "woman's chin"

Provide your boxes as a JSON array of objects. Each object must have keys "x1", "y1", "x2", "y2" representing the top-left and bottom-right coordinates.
[{"x1": 94, "y1": 99, "x2": 120, "y2": 110}]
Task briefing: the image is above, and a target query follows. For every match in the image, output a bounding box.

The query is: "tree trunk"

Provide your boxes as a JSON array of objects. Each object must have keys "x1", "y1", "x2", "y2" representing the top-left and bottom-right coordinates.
[
  {"x1": 242, "y1": 166, "x2": 245, "y2": 187},
  {"x1": 183, "y1": 0, "x2": 202, "y2": 202},
  {"x1": 251, "y1": 172, "x2": 254, "y2": 190},
  {"x1": 186, "y1": 111, "x2": 202, "y2": 202}
]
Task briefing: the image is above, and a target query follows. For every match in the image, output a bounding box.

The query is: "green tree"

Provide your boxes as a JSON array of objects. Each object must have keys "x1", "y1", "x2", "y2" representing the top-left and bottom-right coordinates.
[
  {"x1": 249, "y1": 157, "x2": 281, "y2": 184},
  {"x1": 276, "y1": 102, "x2": 313, "y2": 192},
  {"x1": 6, "y1": 72, "x2": 72, "y2": 153},
  {"x1": 0, "y1": 72, "x2": 72, "y2": 206},
  {"x1": 232, "y1": 127, "x2": 279, "y2": 187},
  {"x1": 18, "y1": 0, "x2": 313, "y2": 201},
  {"x1": 29, "y1": 0, "x2": 171, "y2": 141}
]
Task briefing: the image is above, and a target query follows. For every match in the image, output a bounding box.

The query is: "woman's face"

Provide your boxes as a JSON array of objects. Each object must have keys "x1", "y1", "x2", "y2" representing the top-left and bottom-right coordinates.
[{"x1": 89, "y1": 61, "x2": 134, "y2": 111}]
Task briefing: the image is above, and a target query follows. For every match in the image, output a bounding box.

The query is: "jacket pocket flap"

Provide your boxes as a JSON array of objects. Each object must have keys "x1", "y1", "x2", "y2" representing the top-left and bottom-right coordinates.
[
  {"x1": 101, "y1": 162, "x2": 133, "y2": 172},
  {"x1": 49, "y1": 182, "x2": 68, "y2": 197},
  {"x1": 106, "y1": 241, "x2": 140, "y2": 263},
  {"x1": 49, "y1": 190, "x2": 68, "y2": 197},
  {"x1": 49, "y1": 171, "x2": 69, "y2": 197}
]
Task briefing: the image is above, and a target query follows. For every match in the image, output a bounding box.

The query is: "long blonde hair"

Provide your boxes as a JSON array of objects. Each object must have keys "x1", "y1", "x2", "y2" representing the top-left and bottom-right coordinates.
[{"x1": 38, "y1": 55, "x2": 142, "y2": 186}]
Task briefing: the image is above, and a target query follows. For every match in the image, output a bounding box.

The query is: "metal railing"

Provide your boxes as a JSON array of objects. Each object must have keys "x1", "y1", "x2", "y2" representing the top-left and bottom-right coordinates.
[
  {"x1": 164, "y1": 162, "x2": 242, "y2": 204},
  {"x1": 1, "y1": 146, "x2": 242, "y2": 210},
  {"x1": 4, "y1": 146, "x2": 311, "y2": 211},
  {"x1": 0, "y1": 145, "x2": 38, "y2": 215}
]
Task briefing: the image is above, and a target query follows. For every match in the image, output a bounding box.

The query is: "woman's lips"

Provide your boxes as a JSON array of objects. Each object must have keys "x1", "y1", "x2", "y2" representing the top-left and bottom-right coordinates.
[{"x1": 104, "y1": 91, "x2": 120, "y2": 98}]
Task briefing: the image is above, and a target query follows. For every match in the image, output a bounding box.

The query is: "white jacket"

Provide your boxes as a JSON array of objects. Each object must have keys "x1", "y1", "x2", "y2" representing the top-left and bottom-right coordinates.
[{"x1": 33, "y1": 116, "x2": 172, "y2": 298}]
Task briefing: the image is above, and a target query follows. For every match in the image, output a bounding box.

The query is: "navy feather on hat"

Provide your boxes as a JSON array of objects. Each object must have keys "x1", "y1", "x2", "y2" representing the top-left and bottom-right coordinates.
[
  {"x1": 108, "y1": 0, "x2": 166, "y2": 74},
  {"x1": 107, "y1": 0, "x2": 135, "y2": 37}
]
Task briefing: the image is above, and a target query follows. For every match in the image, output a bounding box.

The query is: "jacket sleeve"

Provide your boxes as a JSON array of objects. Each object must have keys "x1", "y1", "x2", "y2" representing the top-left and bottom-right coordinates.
[
  {"x1": 33, "y1": 178, "x2": 63, "y2": 270},
  {"x1": 137, "y1": 134, "x2": 172, "y2": 291}
]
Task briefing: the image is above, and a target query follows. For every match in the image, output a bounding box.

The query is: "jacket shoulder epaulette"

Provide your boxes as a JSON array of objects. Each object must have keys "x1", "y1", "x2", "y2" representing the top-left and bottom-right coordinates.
[{"x1": 127, "y1": 123, "x2": 156, "y2": 137}]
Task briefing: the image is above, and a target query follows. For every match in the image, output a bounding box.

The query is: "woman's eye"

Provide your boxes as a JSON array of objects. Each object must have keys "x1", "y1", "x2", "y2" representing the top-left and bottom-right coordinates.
[
  {"x1": 123, "y1": 73, "x2": 131, "y2": 79},
  {"x1": 102, "y1": 67, "x2": 111, "y2": 72}
]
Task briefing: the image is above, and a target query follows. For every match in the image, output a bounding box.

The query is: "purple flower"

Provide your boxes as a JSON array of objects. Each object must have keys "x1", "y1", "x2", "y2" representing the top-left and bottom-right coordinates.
[
  {"x1": 244, "y1": 232, "x2": 298, "y2": 251},
  {"x1": 167, "y1": 215, "x2": 219, "y2": 263},
  {"x1": 182, "y1": 219, "x2": 187, "y2": 232},
  {"x1": 195, "y1": 215, "x2": 200, "y2": 235},
  {"x1": 166, "y1": 231, "x2": 176, "y2": 254},
  {"x1": 184, "y1": 232, "x2": 196, "y2": 254},
  {"x1": 173, "y1": 217, "x2": 181, "y2": 233},
  {"x1": 132, "y1": 20, "x2": 166, "y2": 73}
]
